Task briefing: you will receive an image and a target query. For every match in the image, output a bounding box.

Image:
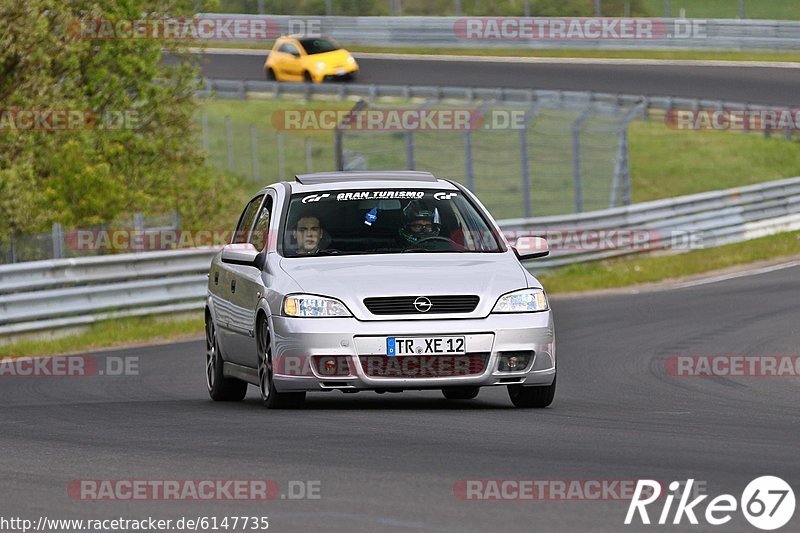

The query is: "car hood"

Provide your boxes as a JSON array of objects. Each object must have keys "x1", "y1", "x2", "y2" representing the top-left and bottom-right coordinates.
[
  {"x1": 305, "y1": 49, "x2": 352, "y2": 66},
  {"x1": 279, "y1": 253, "x2": 528, "y2": 320}
]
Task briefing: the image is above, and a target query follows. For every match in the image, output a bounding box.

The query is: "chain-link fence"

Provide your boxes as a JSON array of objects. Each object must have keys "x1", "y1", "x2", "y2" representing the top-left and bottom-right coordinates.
[{"x1": 0, "y1": 212, "x2": 180, "y2": 265}]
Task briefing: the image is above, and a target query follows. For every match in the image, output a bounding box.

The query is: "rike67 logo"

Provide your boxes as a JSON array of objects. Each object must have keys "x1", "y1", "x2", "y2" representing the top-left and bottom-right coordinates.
[{"x1": 625, "y1": 477, "x2": 795, "y2": 530}]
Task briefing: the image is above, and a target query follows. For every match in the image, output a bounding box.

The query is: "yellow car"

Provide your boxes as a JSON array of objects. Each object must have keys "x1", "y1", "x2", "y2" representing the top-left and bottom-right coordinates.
[{"x1": 264, "y1": 35, "x2": 359, "y2": 83}]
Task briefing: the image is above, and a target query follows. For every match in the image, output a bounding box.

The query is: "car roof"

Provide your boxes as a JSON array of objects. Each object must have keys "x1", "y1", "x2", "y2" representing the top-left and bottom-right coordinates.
[{"x1": 267, "y1": 171, "x2": 458, "y2": 194}]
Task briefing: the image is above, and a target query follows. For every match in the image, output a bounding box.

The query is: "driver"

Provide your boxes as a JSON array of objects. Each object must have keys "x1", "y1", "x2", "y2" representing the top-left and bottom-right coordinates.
[
  {"x1": 291, "y1": 214, "x2": 330, "y2": 255},
  {"x1": 398, "y1": 200, "x2": 441, "y2": 246}
]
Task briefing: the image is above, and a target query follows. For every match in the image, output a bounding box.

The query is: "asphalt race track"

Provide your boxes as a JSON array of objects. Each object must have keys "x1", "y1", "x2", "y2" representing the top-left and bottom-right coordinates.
[
  {"x1": 2, "y1": 264, "x2": 799, "y2": 532},
  {"x1": 183, "y1": 52, "x2": 800, "y2": 106}
]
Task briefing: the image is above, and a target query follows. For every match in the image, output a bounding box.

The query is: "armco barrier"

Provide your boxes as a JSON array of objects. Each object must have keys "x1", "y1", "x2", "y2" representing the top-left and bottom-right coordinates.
[
  {"x1": 1, "y1": 176, "x2": 799, "y2": 337},
  {"x1": 196, "y1": 14, "x2": 800, "y2": 51}
]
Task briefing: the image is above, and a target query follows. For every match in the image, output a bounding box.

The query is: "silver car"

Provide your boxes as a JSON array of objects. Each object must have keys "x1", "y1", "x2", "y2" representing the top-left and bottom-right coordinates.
[{"x1": 205, "y1": 171, "x2": 555, "y2": 408}]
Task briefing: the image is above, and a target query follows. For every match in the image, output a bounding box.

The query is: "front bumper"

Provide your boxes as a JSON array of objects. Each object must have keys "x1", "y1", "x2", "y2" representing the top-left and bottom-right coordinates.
[
  {"x1": 270, "y1": 312, "x2": 555, "y2": 392},
  {"x1": 318, "y1": 64, "x2": 358, "y2": 82}
]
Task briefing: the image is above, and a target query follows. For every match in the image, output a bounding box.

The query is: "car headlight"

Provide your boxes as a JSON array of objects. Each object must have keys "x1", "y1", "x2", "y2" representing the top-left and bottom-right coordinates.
[
  {"x1": 347, "y1": 56, "x2": 356, "y2": 65},
  {"x1": 492, "y1": 288, "x2": 549, "y2": 313},
  {"x1": 316, "y1": 61, "x2": 326, "y2": 72},
  {"x1": 283, "y1": 294, "x2": 352, "y2": 317}
]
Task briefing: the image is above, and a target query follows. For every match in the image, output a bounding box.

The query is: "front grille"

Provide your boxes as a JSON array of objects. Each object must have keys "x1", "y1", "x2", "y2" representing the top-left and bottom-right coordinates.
[
  {"x1": 363, "y1": 295, "x2": 479, "y2": 315},
  {"x1": 359, "y1": 354, "x2": 489, "y2": 378}
]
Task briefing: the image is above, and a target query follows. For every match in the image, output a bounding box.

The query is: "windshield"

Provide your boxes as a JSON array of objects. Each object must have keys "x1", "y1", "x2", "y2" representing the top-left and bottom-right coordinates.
[
  {"x1": 298, "y1": 37, "x2": 340, "y2": 55},
  {"x1": 282, "y1": 189, "x2": 505, "y2": 257}
]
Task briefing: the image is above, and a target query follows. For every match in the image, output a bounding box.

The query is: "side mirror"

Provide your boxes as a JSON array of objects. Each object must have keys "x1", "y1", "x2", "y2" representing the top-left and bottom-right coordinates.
[
  {"x1": 221, "y1": 243, "x2": 260, "y2": 267},
  {"x1": 513, "y1": 236, "x2": 549, "y2": 260}
]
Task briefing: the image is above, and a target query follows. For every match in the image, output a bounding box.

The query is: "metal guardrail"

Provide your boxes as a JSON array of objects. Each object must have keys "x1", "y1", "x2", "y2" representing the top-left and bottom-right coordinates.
[
  {"x1": 199, "y1": 78, "x2": 782, "y2": 118},
  {"x1": 2, "y1": 177, "x2": 799, "y2": 337},
  {"x1": 197, "y1": 14, "x2": 800, "y2": 50}
]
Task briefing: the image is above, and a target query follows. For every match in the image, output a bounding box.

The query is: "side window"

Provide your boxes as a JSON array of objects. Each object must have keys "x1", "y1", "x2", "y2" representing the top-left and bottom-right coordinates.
[
  {"x1": 232, "y1": 195, "x2": 264, "y2": 244},
  {"x1": 283, "y1": 43, "x2": 300, "y2": 56},
  {"x1": 249, "y1": 195, "x2": 273, "y2": 252}
]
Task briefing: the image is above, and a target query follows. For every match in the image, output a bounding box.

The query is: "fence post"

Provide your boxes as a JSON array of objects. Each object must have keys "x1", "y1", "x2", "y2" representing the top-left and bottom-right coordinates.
[
  {"x1": 405, "y1": 130, "x2": 415, "y2": 170},
  {"x1": 201, "y1": 111, "x2": 209, "y2": 153},
  {"x1": 257, "y1": 0, "x2": 265, "y2": 15},
  {"x1": 305, "y1": 137, "x2": 314, "y2": 173},
  {"x1": 454, "y1": 0, "x2": 462, "y2": 16},
  {"x1": 325, "y1": 0, "x2": 333, "y2": 16},
  {"x1": 524, "y1": 0, "x2": 531, "y2": 17},
  {"x1": 250, "y1": 125, "x2": 259, "y2": 183},
  {"x1": 520, "y1": 126, "x2": 532, "y2": 218},
  {"x1": 334, "y1": 129, "x2": 344, "y2": 171},
  {"x1": 664, "y1": 0, "x2": 671, "y2": 17},
  {"x1": 463, "y1": 131, "x2": 474, "y2": 191},
  {"x1": 51, "y1": 223, "x2": 64, "y2": 259},
  {"x1": 738, "y1": 0, "x2": 746, "y2": 18},
  {"x1": 225, "y1": 115, "x2": 234, "y2": 173},
  {"x1": 10, "y1": 232, "x2": 16, "y2": 264},
  {"x1": 277, "y1": 131, "x2": 285, "y2": 178},
  {"x1": 571, "y1": 106, "x2": 593, "y2": 213},
  {"x1": 594, "y1": 0, "x2": 601, "y2": 16},
  {"x1": 133, "y1": 213, "x2": 144, "y2": 253}
]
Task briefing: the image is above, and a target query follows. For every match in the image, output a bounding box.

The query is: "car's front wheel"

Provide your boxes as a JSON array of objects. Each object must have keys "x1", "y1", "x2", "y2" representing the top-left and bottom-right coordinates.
[
  {"x1": 206, "y1": 314, "x2": 247, "y2": 401},
  {"x1": 441, "y1": 386, "x2": 480, "y2": 400},
  {"x1": 507, "y1": 374, "x2": 556, "y2": 408},
  {"x1": 257, "y1": 315, "x2": 305, "y2": 409}
]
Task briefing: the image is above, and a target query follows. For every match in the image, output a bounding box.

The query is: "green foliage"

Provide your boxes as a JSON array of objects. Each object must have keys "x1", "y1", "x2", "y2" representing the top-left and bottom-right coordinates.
[{"x1": 0, "y1": 0, "x2": 230, "y2": 235}]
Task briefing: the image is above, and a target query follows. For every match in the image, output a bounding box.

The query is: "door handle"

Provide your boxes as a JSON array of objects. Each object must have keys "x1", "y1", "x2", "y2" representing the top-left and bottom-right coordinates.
[{"x1": 230, "y1": 279, "x2": 236, "y2": 293}]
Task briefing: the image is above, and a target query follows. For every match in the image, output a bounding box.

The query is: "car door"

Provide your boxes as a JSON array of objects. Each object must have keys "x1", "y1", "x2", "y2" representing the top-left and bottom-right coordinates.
[
  {"x1": 281, "y1": 42, "x2": 304, "y2": 80},
  {"x1": 214, "y1": 194, "x2": 264, "y2": 364},
  {"x1": 225, "y1": 192, "x2": 276, "y2": 367}
]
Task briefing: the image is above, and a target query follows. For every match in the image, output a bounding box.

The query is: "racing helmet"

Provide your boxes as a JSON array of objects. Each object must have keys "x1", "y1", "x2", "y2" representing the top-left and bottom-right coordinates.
[{"x1": 399, "y1": 200, "x2": 441, "y2": 244}]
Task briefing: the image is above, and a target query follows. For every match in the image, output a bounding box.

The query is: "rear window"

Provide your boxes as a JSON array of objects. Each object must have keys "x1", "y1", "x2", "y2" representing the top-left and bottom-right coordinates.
[{"x1": 281, "y1": 189, "x2": 505, "y2": 257}]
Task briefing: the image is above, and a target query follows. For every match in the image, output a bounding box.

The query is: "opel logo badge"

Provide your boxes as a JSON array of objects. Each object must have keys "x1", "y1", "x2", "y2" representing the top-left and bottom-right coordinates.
[{"x1": 413, "y1": 297, "x2": 432, "y2": 313}]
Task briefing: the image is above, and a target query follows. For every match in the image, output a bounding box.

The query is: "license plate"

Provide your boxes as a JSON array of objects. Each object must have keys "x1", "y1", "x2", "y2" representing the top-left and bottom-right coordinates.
[
  {"x1": 387, "y1": 336, "x2": 465, "y2": 356},
  {"x1": 336, "y1": 68, "x2": 345, "y2": 75}
]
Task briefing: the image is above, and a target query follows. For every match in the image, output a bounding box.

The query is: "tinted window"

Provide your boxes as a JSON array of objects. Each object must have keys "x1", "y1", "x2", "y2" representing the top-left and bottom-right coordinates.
[
  {"x1": 282, "y1": 189, "x2": 504, "y2": 257},
  {"x1": 281, "y1": 43, "x2": 300, "y2": 56},
  {"x1": 298, "y1": 38, "x2": 339, "y2": 55},
  {"x1": 233, "y1": 195, "x2": 264, "y2": 244}
]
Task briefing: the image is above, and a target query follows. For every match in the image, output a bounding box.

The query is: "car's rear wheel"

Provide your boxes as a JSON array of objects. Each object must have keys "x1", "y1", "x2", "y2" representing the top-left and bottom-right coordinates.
[
  {"x1": 441, "y1": 386, "x2": 480, "y2": 400},
  {"x1": 206, "y1": 314, "x2": 247, "y2": 401},
  {"x1": 265, "y1": 67, "x2": 276, "y2": 81},
  {"x1": 257, "y1": 315, "x2": 305, "y2": 409},
  {"x1": 507, "y1": 375, "x2": 556, "y2": 408}
]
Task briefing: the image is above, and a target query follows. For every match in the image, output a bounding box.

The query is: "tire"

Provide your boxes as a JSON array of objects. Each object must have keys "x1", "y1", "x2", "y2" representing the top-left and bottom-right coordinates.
[
  {"x1": 265, "y1": 67, "x2": 276, "y2": 81},
  {"x1": 507, "y1": 375, "x2": 556, "y2": 408},
  {"x1": 205, "y1": 314, "x2": 247, "y2": 401},
  {"x1": 303, "y1": 71, "x2": 314, "y2": 83},
  {"x1": 257, "y1": 315, "x2": 305, "y2": 409},
  {"x1": 442, "y1": 386, "x2": 480, "y2": 400}
]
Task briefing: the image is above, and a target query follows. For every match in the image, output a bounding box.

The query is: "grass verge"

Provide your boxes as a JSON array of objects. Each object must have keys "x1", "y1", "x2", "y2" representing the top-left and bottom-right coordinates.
[
  {"x1": 0, "y1": 314, "x2": 203, "y2": 358},
  {"x1": 538, "y1": 230, "x2": 800, "y2": 293}
]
